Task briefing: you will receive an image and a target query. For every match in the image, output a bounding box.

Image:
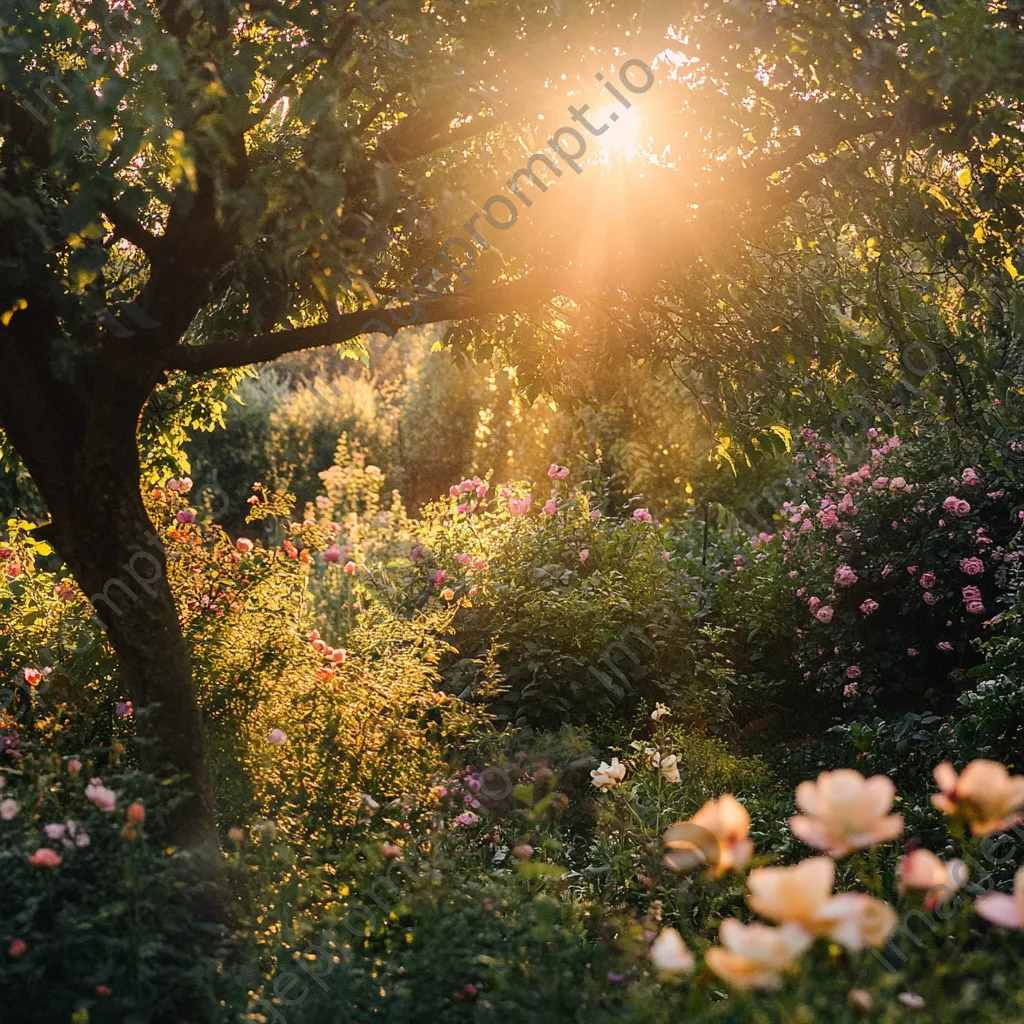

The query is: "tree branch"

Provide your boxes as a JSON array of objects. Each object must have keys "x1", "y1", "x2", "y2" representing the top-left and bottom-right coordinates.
[{"x1": 165, "y1": 277, "x2": 557, "y2": 374}]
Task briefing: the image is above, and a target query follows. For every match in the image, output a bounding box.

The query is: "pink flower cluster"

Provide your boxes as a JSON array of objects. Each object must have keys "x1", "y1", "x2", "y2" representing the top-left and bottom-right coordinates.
[
  {"x1": 547, "y1": 463, "x2": 570, "y2": 480},
  {"x1": 942, "y1": 496, "x2": 971, "y2": 517},
  {"x1": 834, "y1": 565, "x2": 858, "y2": 587}
]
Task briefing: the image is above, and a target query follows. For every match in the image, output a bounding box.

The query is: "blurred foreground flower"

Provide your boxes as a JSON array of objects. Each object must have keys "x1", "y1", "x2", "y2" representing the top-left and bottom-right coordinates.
[
  {"x1": 789, "y1": 769, "x2": 903, "y2": 857},
  {"x1": 705, "y1": 920, "x2": 811, "y2": 991},
  {"x1": 665, "y1": 795, "x2": 752, "y2": 877},
  {"x1": 932, "y1": 760, "x2": 1024, "y2": 835},
  {"x1": 649, "y1": 927, "x2": 694, "y2": 975}
]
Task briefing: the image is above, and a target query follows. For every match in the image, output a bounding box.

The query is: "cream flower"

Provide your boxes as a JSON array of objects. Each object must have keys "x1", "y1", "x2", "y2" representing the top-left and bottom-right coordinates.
[
  {"x1": 932, "y1": 760, "x2": 1024, "y2": 835},
  {"x1": 648, "y1": 750, "x2": 681, "y2": 785},
  {"x1": 747, "y1": 857, "x2": 836, "y2": 934},
  {"x1": 789, "y1": 769, "x2": 903, "y2": 857},
  {"x1": 898, "y1": 849, "x2": 967, "y2": 911},
  {"x1": 665, "y1": 795, "x2": 753, "y2": 877},
  {"x1": 813, "y1": 893, "x2": 898, "y2": 951},
  {"x1": 649, "y1": 927, "x2": 695, "y2": 974},
  {"x1": 658, "y1": 754, "x2": 681, "y2": 785},
  {"x1": 705, "y1": 920, "x2": 812, "y2": 991},
  {"x1": 748, "y1": 858, "x2": 896, "y2": 951},
  {"x1": 590, "y1": 757, "x2": 626, "y2": 792},
  {"x1": 975, "y1": 866, "x2": 1024, "y2": 930}
]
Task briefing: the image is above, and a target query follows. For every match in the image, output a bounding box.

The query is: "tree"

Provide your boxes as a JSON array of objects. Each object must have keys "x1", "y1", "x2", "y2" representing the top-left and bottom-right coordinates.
[{"x1": 2, "y1": 0, "x2": 1023, "y2": 865}]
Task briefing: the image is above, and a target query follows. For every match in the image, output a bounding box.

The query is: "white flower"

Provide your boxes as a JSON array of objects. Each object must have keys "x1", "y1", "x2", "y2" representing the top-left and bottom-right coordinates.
[
  {"x1": 590, "y1": 758, "x2": 626, "y2": 792},
  {"x1": 649, "y1": 927, "x2": 694, "y2": 974}
]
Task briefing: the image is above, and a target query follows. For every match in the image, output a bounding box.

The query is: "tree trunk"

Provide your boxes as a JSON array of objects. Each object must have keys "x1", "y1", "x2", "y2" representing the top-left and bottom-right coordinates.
[{"x1": 3, "y1": 374, "x2": 226, "y2": 901}]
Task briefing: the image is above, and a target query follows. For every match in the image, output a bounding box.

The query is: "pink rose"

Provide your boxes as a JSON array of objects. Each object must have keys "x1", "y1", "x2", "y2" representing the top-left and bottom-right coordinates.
[
  {"x1": 322, "y1": 544, "x2": 340, "y2": 563},
  {"x1": 85, "y1": 779, "x2": 117, "y2": 813},
  {"x1": 859, "y1": 599, "x2": 878, "y2": 615},
  {"x1": 834, "y1": 564, "x2": 858, "y2": 587},
  {"x1": 814, "y1": 605, "x2": 834, "y2": 624},
  {"x1": 923, "y1": 592, "x2": 936, "y2": 605},
  {"x1": 889, "y1": 477, "x2": 907, "y2": 490},
  {"x1": 266, "y1": 729, "x2": 287, "y2": 746},
  {"x1": 28, "y1": 849, "x2": 61, "y2": 869},
  {"x1": 844, "y1": 665, "x2": 862, "y2": 680},
  {"x1": 937, "y1": 642, "x2": 953, "y2": 652},
  {"x1": 907, "y1": 648, "x2": 919, "y2": 657},
  {"x1": 633, "y1": 508, "x2": 652, "y2": 522},
  {"x1": 543, "y1": 499, "x2": 557, "y2": 516},
  {"x1": 808, "y1": 596, "x2": 821, "y2": 613},
  {"x1": 67, "y1": 759, "x2": 83, "y2": 775},
  {"x1": 965, "y1": 601, "x2": 985, "y2": 614},
  {"x1": 961, "y1": 467, "x2": 981, "y2": 486},
  {"x1": 942, "y1": 496, "x2": 971, "y2": 516},
  {"x1": 962, "y1": 585, "x2": 982, "y2": 603},
  {"x1": 454, "y1": 553, "x2": 471, "y2": 565},
  {"x1": 919, "y1": 572, "x2": 935, "y2": 589},
  {"x1": 959, "y1": 557, "x2": 984, "y2": 576},
  {"x1": 433, "y1": 570, "x2": 448, "y2": 586},
  {"x1": 872, "y1": 477, "x2": 890, "y2": 490},
  {"x1": 508, "y1": 495, "x2": 532, "y2": 516}
]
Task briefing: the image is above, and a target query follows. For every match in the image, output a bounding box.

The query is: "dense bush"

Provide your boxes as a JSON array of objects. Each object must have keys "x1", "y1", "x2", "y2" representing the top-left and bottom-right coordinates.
[{"x1": 717, "y1": 425, "x2": 1024, "y2": 721}]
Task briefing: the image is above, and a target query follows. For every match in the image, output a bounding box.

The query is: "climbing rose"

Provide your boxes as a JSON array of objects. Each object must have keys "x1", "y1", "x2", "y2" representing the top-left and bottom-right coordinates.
[
  {"x1": 942, "y1": 496, "x2": 971, "y2": 516},
  {"x1": 960, "y1": 557, "x2": 984, "y2": 576},
  {"x1": 919, "y1": 572, "x2": 936, "y2": 589},
  {"x1": 859, "y1": 600, "x2": 878, "y2": 616},
  {"x1": 961, "y1": 467, "x2": 982, "y2": 486},
  {"x1": 814, "y1": 605, "x2": 834, "y2": 624},
  {"x1": 923, "y1": 592, "x2": 936, "y2": 605},
  {"x1": 844, "y1": 665, "x2": 861, "y2": 680}
]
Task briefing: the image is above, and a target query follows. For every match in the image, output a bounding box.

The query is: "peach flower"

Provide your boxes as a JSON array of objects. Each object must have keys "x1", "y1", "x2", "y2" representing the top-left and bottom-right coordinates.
[
  {"x1": 649, "y1": 927, "x2": 695, "y2": 975},
  {"x1": 789, "y1": 769, "x2": 903, "y2": 857},
  {"x1": 665, "y1": 794, "x2": 753, "y2": 877},
  {"x1": 975, "y1": 866, "x2": 1024, "y2": 930},
  {"x1": 747, "y1": 857, "x2": 836, "y2": 934},
  {"x1": 705, "y1": 920, "x2": 812, "y2": 991},
  {"x1": 747, "y1": 858, "x2": 897, "y2": 950},
  {"x1": 813, "y1": 893, "x2": 898, "y2": 951},
  {"x1": 898, "y1": 849, "x2": 967, "y2": 910},
  {"x1": 932, "y1": 760, "x2": 1024, "y2": 835}
]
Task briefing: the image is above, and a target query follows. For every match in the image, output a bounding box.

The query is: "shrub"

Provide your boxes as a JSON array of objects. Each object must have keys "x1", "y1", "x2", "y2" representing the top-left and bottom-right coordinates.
[{"x1": 718, "y1": 426, "x2": 1024, "y2": 719}]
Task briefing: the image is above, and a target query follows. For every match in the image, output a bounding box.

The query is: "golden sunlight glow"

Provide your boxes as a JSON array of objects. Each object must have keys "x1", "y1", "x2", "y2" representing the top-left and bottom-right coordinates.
[{"x1": 594, "y1": 103, "x2": 646, "y2": 164}]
